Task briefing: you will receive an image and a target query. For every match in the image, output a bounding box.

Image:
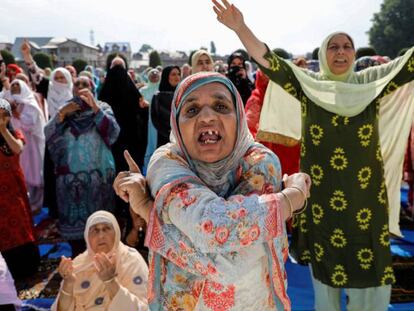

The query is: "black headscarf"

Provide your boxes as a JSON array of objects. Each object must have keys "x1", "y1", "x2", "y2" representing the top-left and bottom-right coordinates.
[
  {"x1": 158, "y1": 66, "x2": 181, "y2": 92},
  {"x1": 151, "y1": 66, "x2": 181, "y2": 147}
]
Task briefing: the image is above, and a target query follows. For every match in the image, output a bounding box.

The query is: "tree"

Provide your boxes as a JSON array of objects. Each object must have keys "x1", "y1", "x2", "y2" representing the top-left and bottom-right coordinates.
[
  {"x1": 139, "y1": 44, "x2": 153, "y2": 53},
  {"x1": 0, "y1": 50, "x2": 15, "y2": 65},
  {"x1": 368, "y1": 0, "x2": 414, "y2": 58},
  {"x1": 72, "y1": 59, "x2": 88, "y2": 74},
  {"x1": 210, "y1": 41, "x2": 216, "y2": 55},
  {"x1": 33, "y1": 52, "x2": 52, "y2": 69},
  {"x1": 149, "y1": 50, "x2": 162, "y2": 68}
]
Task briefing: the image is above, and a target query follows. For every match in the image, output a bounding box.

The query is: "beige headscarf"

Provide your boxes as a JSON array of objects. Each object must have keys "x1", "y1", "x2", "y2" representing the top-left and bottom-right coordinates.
[
  {"x1": 191, "y1": 49, "x2": 214, "y2": 73},
  {"x1": 258, "y1": 32, "x2": 414, "y2": 236},
  {"x1": 52, "y1": 211, "x2": 149, "y2": 311}
]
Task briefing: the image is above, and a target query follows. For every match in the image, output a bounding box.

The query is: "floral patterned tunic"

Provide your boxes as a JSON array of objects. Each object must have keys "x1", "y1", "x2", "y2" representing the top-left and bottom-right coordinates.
[
  {"x1": 146, "y1": 144, "x2": 291, "y2": 310},
  {"x1": 259, "y1": 50, "x2": 414, "y2": 288}
]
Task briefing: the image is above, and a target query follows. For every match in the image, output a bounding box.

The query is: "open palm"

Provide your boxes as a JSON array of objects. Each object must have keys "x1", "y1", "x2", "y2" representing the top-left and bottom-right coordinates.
[{"x1": 212, "y1": 0, "x2": 244, "y2": 31}]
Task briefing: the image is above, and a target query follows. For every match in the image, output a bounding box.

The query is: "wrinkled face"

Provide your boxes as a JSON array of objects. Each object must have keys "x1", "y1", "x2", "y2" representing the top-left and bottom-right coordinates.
[
  {"x1": 73, "y1": 77, "x2": 92, "y2": 96},
  {"x1": 178, "y1": 82, "x2": 237, "y2": 163},
  {"x1": 88, "y1": 223, "x2": 115, "y2": 254},
  {"x1": 10, "y1": 82, "x2": 21, "y2": 95},
  {"x1": 54, "y1": 71, "x2": 68, "y2": 84},
  {"x1": 194, "y1": 55, "x2": 213, "y2": 73},
  {"x1": 326, "y1": 34, "x2": 355, "y2": 75},
  {"x1": 168, "y1": 68, "x2": 181, "y2": 87}
]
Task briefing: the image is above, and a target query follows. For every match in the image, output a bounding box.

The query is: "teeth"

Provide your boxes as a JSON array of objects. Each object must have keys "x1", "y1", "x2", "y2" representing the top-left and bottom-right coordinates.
[{"x1": 208, "y1": 130, "x2": 213, "y2": 135}]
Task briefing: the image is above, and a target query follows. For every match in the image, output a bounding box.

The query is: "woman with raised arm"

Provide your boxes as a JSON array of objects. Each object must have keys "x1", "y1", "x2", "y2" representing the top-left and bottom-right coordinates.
[
  {"x1": 114, "y1": 72, "x2": 311, "y2": 310},
  {"x1": 212, "y1": 1, "x2": 414, "y2": 310}
]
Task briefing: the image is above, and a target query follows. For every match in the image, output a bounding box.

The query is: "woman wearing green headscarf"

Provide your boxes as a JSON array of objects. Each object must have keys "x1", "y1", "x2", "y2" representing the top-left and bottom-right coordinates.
[{"x1": 213, "y1": 0, "x2": 414, "y2": 310}]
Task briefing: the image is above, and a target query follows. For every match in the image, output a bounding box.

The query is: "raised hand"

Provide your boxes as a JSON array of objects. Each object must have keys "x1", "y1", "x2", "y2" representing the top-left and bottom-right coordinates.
[
  {"x1": 78, "y1": 88, "x2": 99, "y2": 113},
  {"x1": 113, "y1": 150, "x2": 151, "y2": 221},
  {"x1": 212, "y1": 0, "x2": 244, "y2": 32},
  {"x1": 94, "y1": 253, "x2": 117, "y2": 282},
  {"x1": 20, "y1": 39, "x2": 31, "y2": 57},
  {"x1": 58, "y1": 256, "x2": 76, "y2": 284},
  {"x1": 58, "y1": 102, "x2": 81, "y2": 122}
]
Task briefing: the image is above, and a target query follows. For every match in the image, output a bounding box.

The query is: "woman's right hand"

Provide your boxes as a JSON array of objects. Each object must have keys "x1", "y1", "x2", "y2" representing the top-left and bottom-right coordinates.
[
  {"x1": 58, "y1": 256, "x2": 76, "y2": 284},
  {"x1": 113, "y1": 150, "x2": 151, "y2": 222},
  {"x1": 212, "y1": 0, "x2": 244, "y2": 32},
  {"x1": 58, "y1": 102, "x2": 80, "y2": 122}
]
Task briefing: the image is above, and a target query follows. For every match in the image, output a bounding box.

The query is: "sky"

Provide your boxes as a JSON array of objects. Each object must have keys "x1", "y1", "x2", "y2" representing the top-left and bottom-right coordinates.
[{"x1": 0, "y1": 0, "x2": 383, "y2": 56}]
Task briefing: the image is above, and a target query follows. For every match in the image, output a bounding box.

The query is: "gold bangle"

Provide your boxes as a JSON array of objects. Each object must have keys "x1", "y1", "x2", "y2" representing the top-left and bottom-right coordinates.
[
  {"x1": 280, "y1": 190, "x2": 293, "y2": 219},
  {"x1": 60, "y1": 288, "x2": 72, "y2": 296},
  {"x1": 289, "y1": 186, "x2": 308, "y2": 215}
]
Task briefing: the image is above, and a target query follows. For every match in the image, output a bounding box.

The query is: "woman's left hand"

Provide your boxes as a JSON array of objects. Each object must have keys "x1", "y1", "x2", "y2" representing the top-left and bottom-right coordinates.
[
  {"x1": 78, "y1": 88, "x2": 99, "y2": 113},
  {"x1": 94, "y1": 252, "x2": 117, "y2": 282}
]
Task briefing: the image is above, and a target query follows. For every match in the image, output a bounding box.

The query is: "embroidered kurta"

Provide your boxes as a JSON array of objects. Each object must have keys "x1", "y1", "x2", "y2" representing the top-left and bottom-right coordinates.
[
  {"x1": 45, "y1": 102, "x2": 120, "y2": 240},
  {"x1": 259, "y1": 50, "x2": 414, "y2": 288},
  {"x1": 146, "y1": 145, "x2": 289, "y2": 311}
]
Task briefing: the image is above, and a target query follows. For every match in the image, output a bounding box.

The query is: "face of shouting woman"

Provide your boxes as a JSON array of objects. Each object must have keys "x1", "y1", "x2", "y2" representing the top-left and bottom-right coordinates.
[
  {"x1": 326, "y1": 34, "x2": 355, "y2": 75},
  {"x1": 178, "y1": 82, "x2": 237, "y2": 163}
]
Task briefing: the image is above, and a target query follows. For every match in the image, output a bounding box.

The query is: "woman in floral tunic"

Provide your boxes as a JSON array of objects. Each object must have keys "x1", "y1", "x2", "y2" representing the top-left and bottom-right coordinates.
[
  {"x1": 113, "y1": 72, "x2": 311, "y2": 310},
  {"x1": 45, "y1": 77, "x2": 120, "y2": 256},
  {"x1": 212, "y1": 0, "x2": 414, "y2": 310}
]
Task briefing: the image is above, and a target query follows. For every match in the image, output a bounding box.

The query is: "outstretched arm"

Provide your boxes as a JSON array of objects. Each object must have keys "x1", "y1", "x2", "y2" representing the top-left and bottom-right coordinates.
[{"x1": 212, "y1": 0, "x2": 269, "y2": 68}]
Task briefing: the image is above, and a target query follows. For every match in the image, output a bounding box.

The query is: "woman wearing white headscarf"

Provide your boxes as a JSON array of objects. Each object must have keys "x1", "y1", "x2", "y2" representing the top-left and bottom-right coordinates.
[
  {"x1": 213, "y1": 1, "x2": 414, "y2": 310},
  {"x1": 52, "y1": 210, "x2": 148, "y2": 311}
]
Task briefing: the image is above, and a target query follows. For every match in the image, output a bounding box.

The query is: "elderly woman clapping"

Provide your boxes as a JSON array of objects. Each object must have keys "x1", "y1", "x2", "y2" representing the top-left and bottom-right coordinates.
[{"x1": 52, "y1": 211, "x2": 148, "y2": 311}]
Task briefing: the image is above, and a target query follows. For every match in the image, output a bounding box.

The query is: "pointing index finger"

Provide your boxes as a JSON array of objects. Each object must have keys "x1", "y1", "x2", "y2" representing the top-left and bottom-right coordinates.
[{"x1": 124, "y1": 150, "x2": 141, "y2": 174}]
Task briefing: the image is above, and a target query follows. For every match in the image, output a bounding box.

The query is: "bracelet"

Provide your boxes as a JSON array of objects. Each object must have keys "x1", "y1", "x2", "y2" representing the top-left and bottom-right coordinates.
[
  {"x1": 103, "y1": 274, "x2": 118, "y2": 284},
  {"x1": 280, "y1": 191, "x2": 293, "y2": 219},
  {"x1": 289, "y1": 186, "x2": 308, "y2": 215},
  {"x1": 60, "y1": 288, "x2": 72, "y2": 296}
]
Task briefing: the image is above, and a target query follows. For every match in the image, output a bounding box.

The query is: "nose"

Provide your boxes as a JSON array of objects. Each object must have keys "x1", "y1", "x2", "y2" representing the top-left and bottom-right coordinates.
[{"x1": 198, "y1": 106, "x2": 217, "y2": 123}]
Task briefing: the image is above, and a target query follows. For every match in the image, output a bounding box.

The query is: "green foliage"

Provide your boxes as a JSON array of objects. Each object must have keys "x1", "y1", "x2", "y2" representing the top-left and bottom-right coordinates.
[
  {"x1": 33, "y1": 52, "x2": 52, "y2": 69},
  {"x1": 139, "y1": 44, "x2": 153, "y2": 53},
  {"x1": 368, "y1": 0, "x2": 414, "y2": 58},
  {"x1": 149, "y1": 50, "x2": 162, "y2": 68},
  {"x1": 210, "y1": 41, "x2": 216, "y2": 55},
  {"x1": 0, "y1": 50, "x2": 15, "y2": 64},
  {"x1": 72, "y1": 59, "x2": 88, "y2": 74}
]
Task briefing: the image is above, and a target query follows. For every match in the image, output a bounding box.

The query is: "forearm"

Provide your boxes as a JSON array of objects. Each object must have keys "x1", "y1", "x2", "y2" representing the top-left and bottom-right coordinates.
[
  {"x1": 235, "y1": 23, "x2": 269, "y2": 68},
  {"x1": 131, "y1": 199, "x2": 152, "y2": 224},
  {"x1": 277, "y1": 187, "x2": 306, "y2": 221},
  {"x1": 105, "y1": 278, "x2": 121, "y2": 299},
  {"x1": 0, "y1": 129, "x2": 23, "y2": 154},
  {"x1": 56, "y1": 281, "x2": 75, "y2": 311}
]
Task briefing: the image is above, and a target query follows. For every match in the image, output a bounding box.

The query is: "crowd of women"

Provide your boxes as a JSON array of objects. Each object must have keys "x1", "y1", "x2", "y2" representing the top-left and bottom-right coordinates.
[{"x1": 1, "y1": 0, "x2": 413, "y2": 309}]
